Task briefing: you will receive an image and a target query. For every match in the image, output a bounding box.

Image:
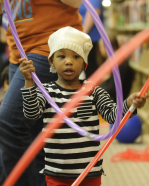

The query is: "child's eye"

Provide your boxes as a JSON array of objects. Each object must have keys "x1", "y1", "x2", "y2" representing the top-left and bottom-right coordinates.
[
  {"x1": 58, "y1": 55, "x2": 65, "y2": 59},
  {"x1": 74, "y1": 55, "x2": 80, "y2": 59}
]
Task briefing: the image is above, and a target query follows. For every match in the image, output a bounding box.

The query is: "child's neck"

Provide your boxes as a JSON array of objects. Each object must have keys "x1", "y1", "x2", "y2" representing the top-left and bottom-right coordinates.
[{"x1": 56, "y1": 79, "x2": 82, "y2": 90}]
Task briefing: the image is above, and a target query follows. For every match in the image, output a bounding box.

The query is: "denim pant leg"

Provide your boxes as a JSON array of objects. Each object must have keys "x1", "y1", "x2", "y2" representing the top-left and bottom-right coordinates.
[
  {"x1": 0, "y1": 53, "x2": 57, "y2": 186},
  {"x1": 0, "y1": 62, "x2": 17, "y2": 186},
  {"x1": 0, "y1": 149, "x2": 5, "y2": 185}
]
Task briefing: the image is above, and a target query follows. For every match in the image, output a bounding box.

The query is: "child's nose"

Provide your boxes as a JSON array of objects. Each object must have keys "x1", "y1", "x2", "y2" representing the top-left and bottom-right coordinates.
[{"x1": 65, "y1": 58, "x2": 73, "y2": 65}]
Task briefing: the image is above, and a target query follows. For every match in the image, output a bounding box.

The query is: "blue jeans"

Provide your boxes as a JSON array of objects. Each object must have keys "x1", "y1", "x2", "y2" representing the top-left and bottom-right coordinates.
[{"x1": 0, "y1": 53, "x2": 57, "y2": 186}]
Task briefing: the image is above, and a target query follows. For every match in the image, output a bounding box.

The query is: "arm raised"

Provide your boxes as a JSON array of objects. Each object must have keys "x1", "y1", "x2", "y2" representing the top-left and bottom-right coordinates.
[{"x1": 83, "y1": 9, "x2": 101, "y2": 34}]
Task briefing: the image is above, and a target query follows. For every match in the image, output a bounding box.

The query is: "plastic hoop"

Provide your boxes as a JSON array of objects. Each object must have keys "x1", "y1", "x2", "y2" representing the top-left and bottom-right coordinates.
[{"x1": 3, "y1": 0, "x2": 123, "y2": 141}]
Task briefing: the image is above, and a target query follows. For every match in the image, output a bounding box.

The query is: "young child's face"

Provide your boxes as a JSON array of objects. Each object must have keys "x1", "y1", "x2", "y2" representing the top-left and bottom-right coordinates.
[{"x1": 50, "y1": 49, "x2": 85, "y2": 82}]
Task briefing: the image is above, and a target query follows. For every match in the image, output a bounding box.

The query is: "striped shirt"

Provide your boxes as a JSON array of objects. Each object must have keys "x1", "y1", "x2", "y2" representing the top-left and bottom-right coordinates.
[{"x1": 21, "y1": 81, "x2": 129, "y2": 179}]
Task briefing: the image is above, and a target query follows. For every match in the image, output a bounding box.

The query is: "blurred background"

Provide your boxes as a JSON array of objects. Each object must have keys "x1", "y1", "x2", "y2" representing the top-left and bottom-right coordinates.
[
  {"x1": 101, "y1": 0, "x2": 149, "y2": 145},
  {"x1": 78, "y1": 0, "x2": 149, "y2": 146}
]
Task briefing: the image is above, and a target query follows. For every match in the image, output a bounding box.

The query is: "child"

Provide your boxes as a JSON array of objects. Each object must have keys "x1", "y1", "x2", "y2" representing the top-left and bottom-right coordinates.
[{"x1": 19, "y1": 26, "x2": 148, "y2": 186}]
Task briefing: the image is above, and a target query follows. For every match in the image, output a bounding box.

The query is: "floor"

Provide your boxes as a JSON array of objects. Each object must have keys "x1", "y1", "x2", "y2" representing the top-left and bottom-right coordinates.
[
  {"x1": 100, "y1": 122, "x2": 149, "y2": 186},
  {"x1": 0, "y1": 90, "x2": 149, "y2": 186}
]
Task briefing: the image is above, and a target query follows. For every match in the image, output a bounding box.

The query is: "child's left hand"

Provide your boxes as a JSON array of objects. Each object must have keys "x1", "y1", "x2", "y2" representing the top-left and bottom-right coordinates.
[{"x1": 127, "y1": 92, "x2": 149, "y2": 109}]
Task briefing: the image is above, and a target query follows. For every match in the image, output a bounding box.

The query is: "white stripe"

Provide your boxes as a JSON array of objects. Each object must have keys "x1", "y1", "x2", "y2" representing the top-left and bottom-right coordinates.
[
  {"x1": 44, "y1": 136, "x2": 100, "y2": 143},
  {"x1": 45, "y1": 88, "x2": 77, "y2": 95},
  {"x1": 44, "y1": 146, "x2": 100, "y2": 154},
  {"x1": 45, "y1": 157, "x2": 102, "y2": 164},
  {"x1": 43, "y1": 118, "x2": 65, "y2": 124},
  {"x1": 44, "y1": 107, "x2": 74, "y2": 113},
  {"x1": 44, "y1": 164, "x2": 102, "y2": 174},
  {"x1": 44, "y1": 105, "x2": 96, "y2": 114},
  {"x1": 43, "y1": 125, "x2": 99, "y2": 134},
  {"x1": 43, "y1": 115, "x2": 99, "y2": 123}
]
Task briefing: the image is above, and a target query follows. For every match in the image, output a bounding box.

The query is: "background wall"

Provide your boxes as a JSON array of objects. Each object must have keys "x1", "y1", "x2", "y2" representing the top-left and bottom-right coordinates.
[{"x1": 103, "y1": 0, "x2": 149, "y2": 144}]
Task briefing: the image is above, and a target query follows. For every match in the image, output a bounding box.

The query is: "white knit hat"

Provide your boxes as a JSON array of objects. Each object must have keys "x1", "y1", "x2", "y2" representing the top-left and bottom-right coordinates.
[{"x1": 48, "y1": 26, "x2": 93, "y2": 73}]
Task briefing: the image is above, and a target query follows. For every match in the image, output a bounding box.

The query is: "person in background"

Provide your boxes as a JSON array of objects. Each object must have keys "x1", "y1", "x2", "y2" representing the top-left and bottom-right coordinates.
[
  {"x1": 0, "y1": 14, "x2": 9, "y2": 183},
  {"x1": 0, "y1": 66, "x2": 9, "y2": 186},
  {"x1": 19, "y1": 26, "x2": 148, "y2": 186},
  {"x1": 1, "y1": 65, "x2": 9, "y2": 92},
  {"x1": 0, "y1": 1, "x2": 83, "y2": 186},
  {"x1": 79, "y1": 0, "x2": 103, "y2": 79},
  {"x1": 0, "y1": 13, "x2": 9, "y2": 89},
  {"x1": 99, "y1": 35, "x2": 134, "y2": 102}
]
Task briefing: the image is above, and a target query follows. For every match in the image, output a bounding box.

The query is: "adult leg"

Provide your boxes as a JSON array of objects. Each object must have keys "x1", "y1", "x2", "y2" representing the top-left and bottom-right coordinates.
[
  {"x1": 0, "y1": 53, "x2": 57, "y2": 186},
  {"x1": 0, "y1": 62, "x2": 18, "y2": 186},
  {"x1": 0, "y1": 149, "x2": 5, "y2": 185},
  {"x1": 9, "y1": 62, "x2": 19, "y2": 83},
  {"x1": 0, "y1": 53, "x2": 9, "y2": 87},
  {"x1": 9, "y1": 61, "x2": 49, "y2": 186}
]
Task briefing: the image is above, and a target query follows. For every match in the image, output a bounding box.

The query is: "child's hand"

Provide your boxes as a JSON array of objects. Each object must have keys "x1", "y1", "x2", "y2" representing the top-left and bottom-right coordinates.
[
  {"x1": 19, "y1": 58, "x2": 35, "y2": 80},
  {"x1": 19, "y1": 58, "x2": 35, "y2": 88},
  {"x1": 127, "y1": 92, "x2": 149, "y2": 109}
]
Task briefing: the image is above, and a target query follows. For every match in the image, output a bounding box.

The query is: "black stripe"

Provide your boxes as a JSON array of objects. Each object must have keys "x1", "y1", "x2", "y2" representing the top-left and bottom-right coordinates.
[
  {"x1": 45, "y1": 140, "x2": 100, "y2": 149},
  {"x1": 43, "y1": 168, "x2": 103, "y2": 179},
  {"x1": 45, "y1": 151, "x2": 100, "y2": 160},
  {"x1": 51, "y1": 130, "x2": 99, "y2": 139}
]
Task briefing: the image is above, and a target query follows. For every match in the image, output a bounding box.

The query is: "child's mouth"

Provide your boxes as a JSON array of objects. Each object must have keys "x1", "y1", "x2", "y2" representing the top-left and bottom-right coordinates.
[{"x1": 64, "y1": 69, "x2": 74, "y2": 75}]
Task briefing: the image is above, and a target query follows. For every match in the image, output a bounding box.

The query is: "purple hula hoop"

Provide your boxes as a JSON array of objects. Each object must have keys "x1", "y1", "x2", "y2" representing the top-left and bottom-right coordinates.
[{"x1": 4, "y1": 0, "x2": 123, "y2": 141}]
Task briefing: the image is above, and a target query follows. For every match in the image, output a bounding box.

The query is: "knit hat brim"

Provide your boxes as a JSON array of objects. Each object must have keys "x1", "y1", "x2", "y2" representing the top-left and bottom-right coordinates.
[{"x1": 48, "y1": 26, "x2": 93, "y2": 64}]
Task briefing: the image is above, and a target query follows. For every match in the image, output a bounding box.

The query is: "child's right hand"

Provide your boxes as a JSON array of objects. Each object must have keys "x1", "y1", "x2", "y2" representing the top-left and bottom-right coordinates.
[
  {"x1": 19, "y1": 58, "x2": 35, "y2": 88},
  {"x1": 19, "y1": 58, "x2": 35, "y2": 81}
]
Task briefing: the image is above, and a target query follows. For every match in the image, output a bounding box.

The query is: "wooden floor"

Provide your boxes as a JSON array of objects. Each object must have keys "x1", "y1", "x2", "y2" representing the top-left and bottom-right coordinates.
[{"x1": 100, "y1": 120, "x2": 149, "y2": 186}]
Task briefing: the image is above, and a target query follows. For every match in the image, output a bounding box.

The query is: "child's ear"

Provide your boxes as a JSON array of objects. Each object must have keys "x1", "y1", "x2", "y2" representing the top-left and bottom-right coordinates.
[
  {"x1": 49, "y1": 56, "x2": 56, "y2": 71},
  {"x1": 48, "y1": 56, "x2": 54, "y2": 66}
]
